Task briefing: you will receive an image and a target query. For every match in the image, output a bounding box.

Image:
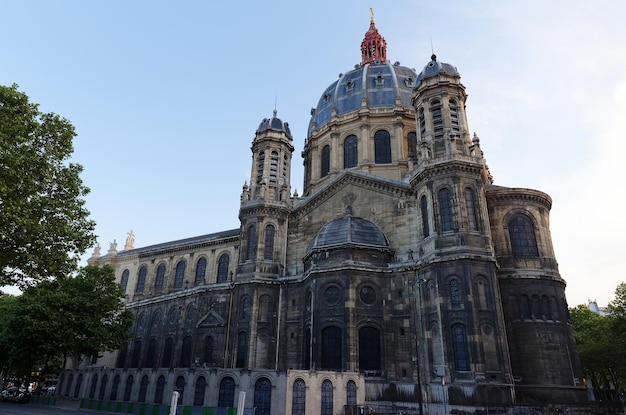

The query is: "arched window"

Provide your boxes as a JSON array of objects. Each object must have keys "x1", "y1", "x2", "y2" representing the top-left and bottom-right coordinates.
[
  {"x1": 130, "y1": 339, "x2": 142, "y2": 368},
  {"x1": 203, "y1": 336, "x2": 213, "y2": 365},
  {"x1": 257, "y1": 151, "x2": 265, "y2": 184},
  {"x1": 218, "y1": 377, "x2": 235, "y2": 407},
  {"x1": 194, "y1": 376, "x2": 207, "y2": 406},
  {"x1": 418, "y1": 107, "x2": 426, "y2": 137},
  {"x1": 407, "y1": 131, "x2": 417, "y2": 161},
  {"x1": 358, "y1": 327, "x2": 381, "y2": 371},
  {"x1": 344, "y1": 135, "x2": 358, "y2": 168},
  {"x1": 217, "y1": 253, "x2": 229, "y2": 283},
  {"x1": 304, "y1": 328, "x2": 311, "y2": 370},
  {"x1": 89, "y1": 374, "x2": 98, "y2": 399},
  {"x1": 135, "y1": 266, "x2": 147, "y2": 294},
  {"x1": 110, "y1": 374, "x2": 120, "y2": 401},
  {"x1": 246, "y1": 225, "x2": 257, "y2": 261},
  {"x1": 195, "y1": 257, "x2": 206, "y2": 286},
  {"x1": 321, "y1": 379, "x2": 333, "y2": 415},
  {"x1": 270, "y1": 151, "x2": 279, "y2": 185},
  {"x1": 520, "y1": 295, "x2": 531, "y2": 320},
  {"x1": 420, "y1": 195, "x2": 430, "y2": 238},
  {"x1": 449, "y1": 99, "x2": 460, "y2": 135},
  {"x1": 74, "y1": 374, "x2": 83, "y2": 398},
  {"x1": 155, "y1": 263, "x2": 166, "y2": 292},
  {"x1": 138, "y1": 376, "x2": 149, "y2": 403},
  {"x1": 292, "y1": 378, "x2": 306, "y2": 415},
  {"x1": 116, "y1": 341, "x2": 128, "y2": 368},
  {"x1": 321, "y1": 145, "x2": 330, "y2": 177},
  {"x1": 439, "y1": 188, "x2": 454, "y2": 232},
  {"x1": 347, "y1": 380, "x2": 357, "y2": 405},
  {"x1": 431, "y1": 100, "x2": 443, "y2": 140},
  {"x1": 531, "y1": 295, "x2": 541, "y2": 319},
  {"x1": 254, "y1": 377, "x2": 272, "y2": 415},
  {"x1": 154, "y1": 376, "x2": 165, "y2": 404},
  {"x1": 508, "y1": 214, "x2": 539, "y2": 257},
  {"x1": 175, "y1": 376, "x2": 185, "y2": 404},
  {"x1": 123, "y1": 375, "x2": 133, "y2": 401},
  {"x1": 98, "y1": 375, "x2": 108, "y2": 400},
  {"x1": 146, "y1": 339, "x2": 157, "y2": 368},
  {"x1": 374, "y1": 130, "x2": 391, "y2": 164},
  {"x1": 264, "y1": 224, "x2": 275, "y2": 260},
  {"x1": 452, "y1": 324, "x2": 470, "y2": 371},
  {"x1": 450, "y1": 279, "x2": 460, "y2": 307},
  {"x1": 174, "y1": 260, "x2": 186, "y2": 289},
  {"x1": 180, "y1": 335, "x2": 193, "y2": 367},
  {"x1": 464, "y1": 188, "x2": 480, "y2": 231},
  {"x1": 236, "y1": 331, "x2": 248, "y2": 368},
  {"x1": 542, "y1": 295, "x2": 552, "y2": 320},
  {"x1": 321, "y1": 326, "x2": 342, "y2": 370},
  {"x1": 162, "y1": 337, "x2": 173, "y2": 368},
  {"x1": 120, "y1": 269, "x2": 129, "y2": 293}
]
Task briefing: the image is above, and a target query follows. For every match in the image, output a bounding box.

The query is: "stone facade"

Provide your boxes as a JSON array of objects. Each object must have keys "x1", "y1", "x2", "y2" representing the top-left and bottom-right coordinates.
[{"x1": 59, "y1": 15, "x2": 603, "y2": 415}]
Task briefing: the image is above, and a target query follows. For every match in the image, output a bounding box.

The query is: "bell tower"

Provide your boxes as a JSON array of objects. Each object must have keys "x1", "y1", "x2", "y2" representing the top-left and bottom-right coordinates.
[{"x1": 238, "y1": 110, "x2": 294, "y2": 280}]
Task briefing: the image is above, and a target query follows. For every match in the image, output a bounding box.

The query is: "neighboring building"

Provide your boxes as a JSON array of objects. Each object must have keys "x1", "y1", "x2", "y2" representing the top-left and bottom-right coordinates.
[{"x1": 62, "y1": 15, "x2": 597, "y2": 415}]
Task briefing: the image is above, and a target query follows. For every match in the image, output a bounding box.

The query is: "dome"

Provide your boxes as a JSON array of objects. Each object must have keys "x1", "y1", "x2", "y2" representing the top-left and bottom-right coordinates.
[
  {"x1": 257, "y1": 110, "x2": 292, "y2": 139},
  {"x1": 415, "y1": 54, "x2": 460, "y2": 84},
  {"x1": 308, "y1": 62, "x2": 417, "y2": 136},
  {"x1": 306, "y1": 215, "x2": 390, "y2": 255}
]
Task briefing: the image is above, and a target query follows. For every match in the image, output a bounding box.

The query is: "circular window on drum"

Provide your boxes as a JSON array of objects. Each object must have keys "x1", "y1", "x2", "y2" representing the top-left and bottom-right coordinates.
[
  {"x1": 359, "y1": 285, "x2": 377, "y2": 305},
  {"x1": 324, "y1": 285, "x2": 341, "y2": 306}
]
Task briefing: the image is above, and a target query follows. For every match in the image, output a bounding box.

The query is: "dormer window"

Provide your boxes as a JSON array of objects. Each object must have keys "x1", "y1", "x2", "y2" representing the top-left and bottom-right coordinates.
[
  {"x1": 345, "y1": 81, "x2": 355, "y2": 93},
  {"x1": 375, "y1": 75, "x2": 384, "y2": 87},
  {"x1": 404, "y1": 77, "x2": 414, "y2": 87},
  {"x1": 323, "y1": 93, "x2": 331, "y2": 103}
]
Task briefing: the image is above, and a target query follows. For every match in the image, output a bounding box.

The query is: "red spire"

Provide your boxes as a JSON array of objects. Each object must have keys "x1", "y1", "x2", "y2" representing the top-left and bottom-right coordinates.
[{"x1": 360, "y1": 8, "x2": 387, "y2": 66}]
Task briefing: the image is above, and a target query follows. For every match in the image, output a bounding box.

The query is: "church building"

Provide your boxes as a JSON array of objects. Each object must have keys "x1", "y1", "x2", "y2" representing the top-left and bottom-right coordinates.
[{"x1": 64, "y1": 14, "x2": 593, "y2": 415}]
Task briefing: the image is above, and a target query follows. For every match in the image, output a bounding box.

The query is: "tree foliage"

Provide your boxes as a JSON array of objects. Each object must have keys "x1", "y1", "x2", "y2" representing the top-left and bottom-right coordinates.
[
  {"x1": 570, "y1": 282, "x2": 626, "y2": 401},
  {"x1": 0, "y1": 84, "x2": 96, "y2": 288},
  {"x1": 0, "y1": 265, "x2": 133, "y2": 380}
]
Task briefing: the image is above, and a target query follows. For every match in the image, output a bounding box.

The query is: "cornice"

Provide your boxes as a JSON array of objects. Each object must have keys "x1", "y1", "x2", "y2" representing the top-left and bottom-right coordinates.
[{"x1": 485, "y1": 186, "x2": 552, "y2": 210}]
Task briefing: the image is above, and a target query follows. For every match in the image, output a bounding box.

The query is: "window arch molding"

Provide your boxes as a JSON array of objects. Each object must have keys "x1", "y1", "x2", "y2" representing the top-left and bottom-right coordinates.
[
  {"x1": 343, "y1": 134, "x2": 358, "y2": 169},
  {"x1": 437, "y1": 186, "x2": 455, "y2": 232},
  {"x1": 373, "y1": 129, "x2": 392, "y2": 164}
]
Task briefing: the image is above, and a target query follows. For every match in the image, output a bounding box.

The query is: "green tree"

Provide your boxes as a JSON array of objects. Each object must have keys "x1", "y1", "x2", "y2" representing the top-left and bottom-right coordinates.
[
  {"x1": 0, "y1": 84, "x2": 96, "y2": 288},
  {"x1": 4, "y1": 265, "x2": 133, "y2": 382}
]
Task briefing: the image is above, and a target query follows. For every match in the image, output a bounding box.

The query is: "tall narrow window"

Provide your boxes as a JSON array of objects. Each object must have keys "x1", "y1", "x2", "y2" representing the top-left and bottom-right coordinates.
[
  {"x1": 180, "y1": 335, "x2": 192, "y2": 367},
  {"x1": 439, "y1": 188, "x2": 454, "y2": 232},
  {"x1": 246, "y1": 225, "x2": 257, "y2": 261},
  {"x1": 89, "y1": 374, "x2": 98, "y2": 399},
  {"x1": 138, "y1": 376, "x2": 149, "y2": 403},
  {"x1": 146, "y1": 339, "x2": 157, "y2": 368},
  {"x1": 374, "y1": 130, "x2": 392, "y2": 163},
  {"x1": 98, "y1": 375, "x2": 108, "y2": 400},
  {"x1": 175, "y1": 376, "x2": 185, "y2": 404},
  {"x1": 110, "y1": 375, "x2": 120, "y2": 401},
  {"x1": 130, "y1": 340, "x2": 142, "y2": 368},
  {"x1": 431, "y1": 100, "x2": 443, "y2": 140},
  {"x1": 346, "y1": 380, "x2": 357, "y2": 405},
  {"x1": 120, "y1": 269, "x2": 129, "y2": 293},
  {"x1": 520, "y1": 295, "x2": 531, "y2": 320},
  {"x1": 236, "y1": 331, "x2": 248, "y2": 368},
  {"x1": 321, "y1": 326, "x2": 342, "y2": 370},
  {"x1": 359, "y1": 327, "x2": 381, "y2": 371},
  {"x1": 135, "y1": 266, "x2": 147, "y2": 294},
  {"x1": 74, "y1": 374, "x2": 83, "y2": 398},
  {"x1": 116, "y1": 341, "x2": 128, "y2": 368},
  {"x1": 464, "y1": 188, "x2": 480, "y2": 231},
  {"x1": 154, "y1": 376, "x2": 165, "y2": 404},
  {"x1": 407, "y1": 131, "x2": 417, "y2": 161},
  {"x1": 449, "y1": 99, "x2": 460, "y2": 135},
  {"x1": 321, "y1": 380, "x2": 333, "y2": 415},
  {"x1": 123, "y1": 375, "x2": 133, "y2": 401},
  {"x1": 344, "y1": 135, "x2": 358, "y2": 168},
  {"x1": 269, "y1": 151, "x2": 279, "y2": 185},
  {"x1": 203, "y1": 336, "x2": 214, "y2": 365},
  {"x1": 264, "y1": 224, "x2": 275, "y2": 260},
  {"x1": 418, "y1": 107, "x2": 426, "y2": 137},
  {"x1": 420, "y1": 195, "x2": 430, "y2": 237},
  {"x1": 257, "y1": 151, "x2": 265, "y2": 184},
  {"x1": 218, "y1": 377, "x2": 235, "y2": 407},
  {"x1": 155, "y1": 263, "x2": 165, "y2": 292},
  {"x1": 508, "y1": 214, "x2": 539, "y2": 257},
  {"x1": 162, "y1": 338, "x2": 173, "y2": 368},
  {"x1": 450, "y1": 279, "x2": 460, "y2": 307},
  {"x1": 452, "y1": 324, "x2": 470, "y2": 371},
  {"x1": 217, "y1": 253, "x2": 229, "y2": 283},
  {"x1": 254, "y1": 378, "x2": 272, "y2": 415},
  {"x1": 194, "y1": 377, "x2": 206, "y2": 406},
  {"x1": 195, "y1": 257, "x2": 206, "y2": 286},
  {"x1": 174, "y1": 260, "x2": 186, "y2": 289},
  {"x1": 292, "y1": 379, "x2": 306, "y2": 415},
  {"x1": 321, "y1": 145, "x2": 330, "y2": 177}
]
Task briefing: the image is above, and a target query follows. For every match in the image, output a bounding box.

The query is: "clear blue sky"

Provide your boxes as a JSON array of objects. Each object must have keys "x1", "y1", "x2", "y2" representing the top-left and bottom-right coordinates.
[{"x1": 2, "y1": 0, "x2": 625, "y2": 306}]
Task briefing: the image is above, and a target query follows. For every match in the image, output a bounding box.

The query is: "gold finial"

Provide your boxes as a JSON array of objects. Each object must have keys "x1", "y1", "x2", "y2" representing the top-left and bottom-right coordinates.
[{"x1": 370, "y1": 7, "x2": 375, "y2": 23}]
